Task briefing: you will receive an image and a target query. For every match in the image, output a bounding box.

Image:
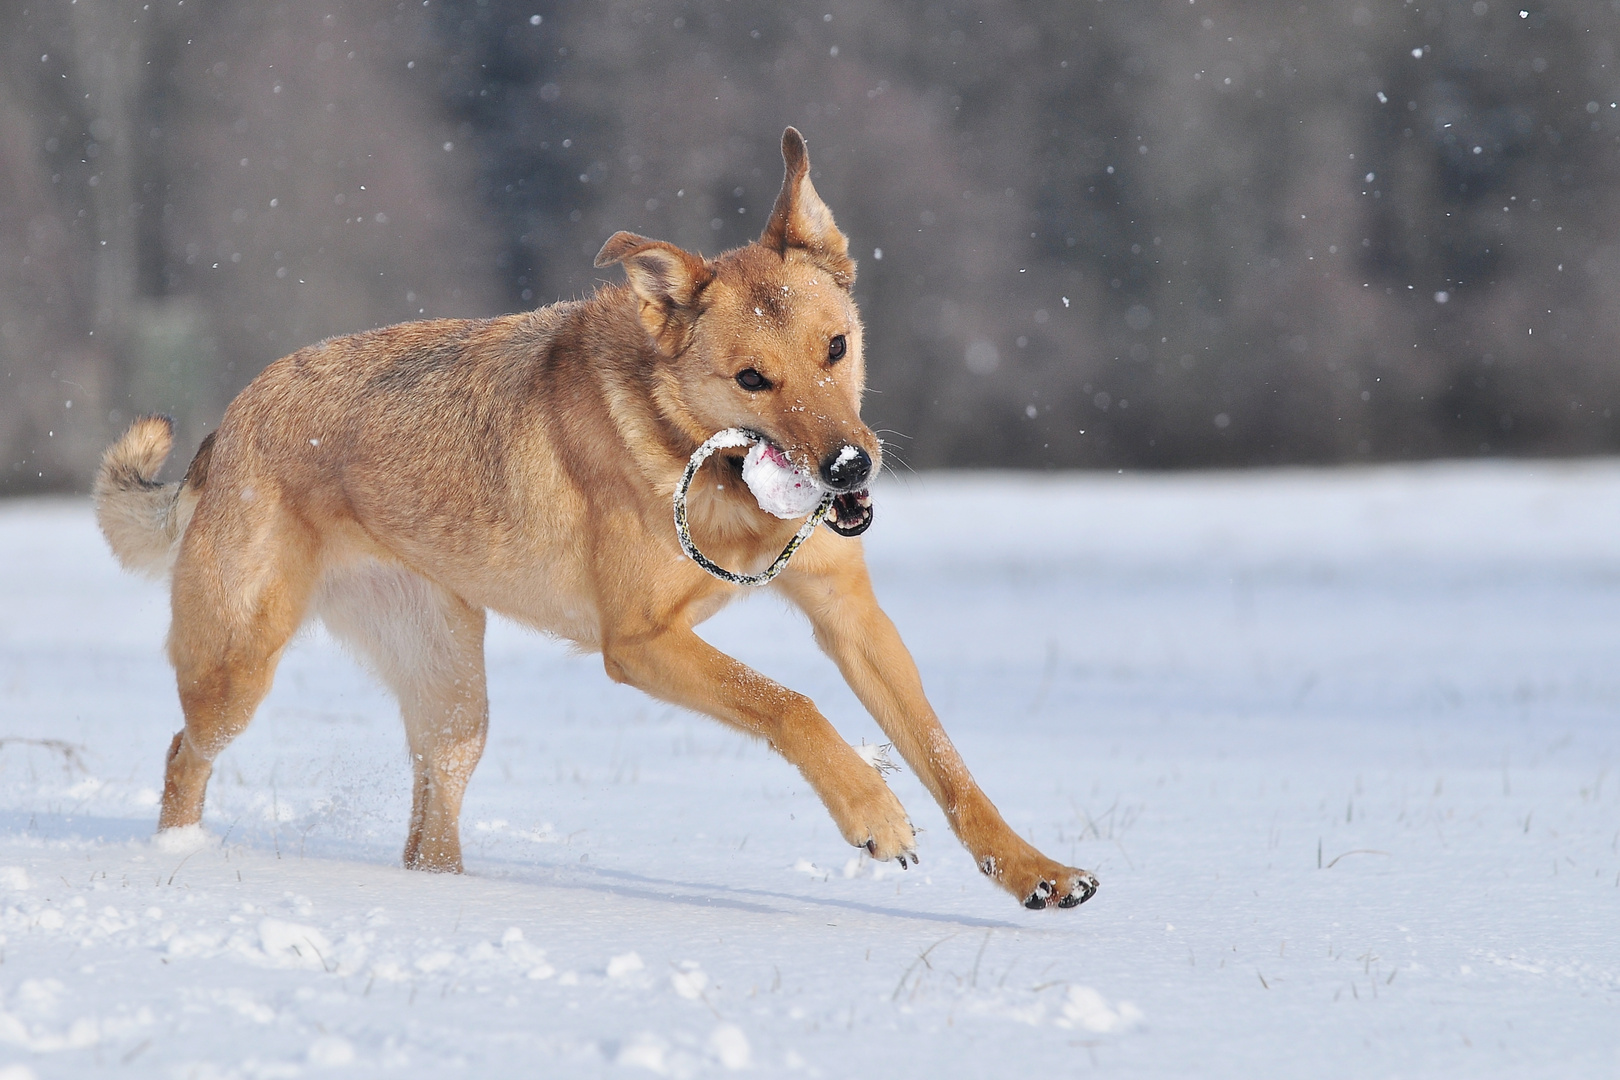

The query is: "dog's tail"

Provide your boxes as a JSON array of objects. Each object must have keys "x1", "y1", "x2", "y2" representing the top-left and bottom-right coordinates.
[{"x1": 93, "y1": 415, "x2": 208, "y2": 580}]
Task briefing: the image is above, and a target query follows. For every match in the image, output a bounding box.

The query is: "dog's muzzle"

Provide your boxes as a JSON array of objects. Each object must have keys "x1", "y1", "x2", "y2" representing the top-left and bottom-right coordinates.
[{"x1": 820, "y1": 444, "x2": 874, "y2": 537}]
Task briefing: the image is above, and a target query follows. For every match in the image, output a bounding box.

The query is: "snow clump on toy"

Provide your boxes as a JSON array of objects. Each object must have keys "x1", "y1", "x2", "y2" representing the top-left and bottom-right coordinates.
[{"x1": 741, "y1": 441, "x2": 824, "y2": 518}]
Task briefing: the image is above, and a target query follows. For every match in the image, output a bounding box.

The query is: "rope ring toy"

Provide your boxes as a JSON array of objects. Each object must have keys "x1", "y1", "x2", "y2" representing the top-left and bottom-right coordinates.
[{"x1": 674, "y1": 428, "x2": 833, "y2": 587}]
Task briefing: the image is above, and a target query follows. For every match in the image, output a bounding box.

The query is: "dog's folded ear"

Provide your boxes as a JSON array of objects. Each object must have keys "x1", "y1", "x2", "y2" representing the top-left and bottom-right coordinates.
[
  {"x1": 595, "y1": 232, "x2": 716, "y2": 355},
  {"x1": 760, "y1": 127, "x2": 855, "y2": 289}
]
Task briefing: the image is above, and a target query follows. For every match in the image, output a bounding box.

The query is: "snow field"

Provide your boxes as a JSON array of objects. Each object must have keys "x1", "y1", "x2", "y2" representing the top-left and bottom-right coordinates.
[{"x1": 0, "y1": 461, "x2": 1617, "y2": 1077}]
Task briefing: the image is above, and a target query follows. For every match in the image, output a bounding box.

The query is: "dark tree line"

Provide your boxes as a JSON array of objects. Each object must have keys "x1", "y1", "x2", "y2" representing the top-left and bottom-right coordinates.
[{"x1": 3, "y1": 0, "x2": 1619, "y2": 492}]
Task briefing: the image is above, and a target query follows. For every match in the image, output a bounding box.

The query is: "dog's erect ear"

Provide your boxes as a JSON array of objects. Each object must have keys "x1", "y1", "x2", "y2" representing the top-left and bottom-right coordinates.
[
  {"x1": 759, "y1": 127, "x2": 855, "y2": 289},
  {"x1": 595, "y1": 231, "x2": 715, "y2": 354}
]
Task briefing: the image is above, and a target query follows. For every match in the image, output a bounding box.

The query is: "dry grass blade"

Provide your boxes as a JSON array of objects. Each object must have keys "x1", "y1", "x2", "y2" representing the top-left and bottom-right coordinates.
[{"x1": 0, "y1": 737, "x2": 89, "y2": 774}]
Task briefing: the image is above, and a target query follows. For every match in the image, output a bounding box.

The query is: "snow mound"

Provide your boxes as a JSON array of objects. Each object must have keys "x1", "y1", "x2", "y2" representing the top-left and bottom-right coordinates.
[
  {"x1": 258, "y1": 919, "x2": 334, "y2": 971},
  {"x1": 709, "y1": 1024, "x2": 751, "y2": 1069},
  {"x1": 1058, "y1": 986, "x2": 1145, "y2": 1033},
  {"x1": 307, "y1": 1036, "x2": 355, "y2": 1067},
  {"x1": 150, "y1": 823, "x2": 211, "y2": 854},
  {"x1": 607, "y1": 951, "x2": 645, "y2": 979},
  {"x1": 670, "y1": 961, "x2": 707, "y2": 1000}
]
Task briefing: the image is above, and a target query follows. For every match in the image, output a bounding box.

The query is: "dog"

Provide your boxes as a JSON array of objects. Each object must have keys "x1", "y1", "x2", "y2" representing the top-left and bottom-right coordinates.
[{"x1": 93, "y1": 128, "x2": 1097, "y2": 910}]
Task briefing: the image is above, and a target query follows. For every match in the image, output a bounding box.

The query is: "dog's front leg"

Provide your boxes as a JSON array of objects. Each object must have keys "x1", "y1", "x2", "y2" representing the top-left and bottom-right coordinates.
[
  {"x1": 601, "y1": 626, "x2": 918, "y2": 863},
  {"x1": 777, "y1": 555, "x2": 1098, "y2": 909}
]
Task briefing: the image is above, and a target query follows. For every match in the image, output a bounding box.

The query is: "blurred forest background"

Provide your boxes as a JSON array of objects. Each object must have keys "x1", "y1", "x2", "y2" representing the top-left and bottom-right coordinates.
[{"x1": 3, "y1": 0, "x2": 1620, "y2": 492}]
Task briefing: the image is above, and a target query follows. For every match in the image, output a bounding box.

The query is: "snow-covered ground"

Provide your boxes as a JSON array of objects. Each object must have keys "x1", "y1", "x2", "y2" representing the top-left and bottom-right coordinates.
[{"x1": 1, "y1": 462, "x2": 1617, "y2": 1078}]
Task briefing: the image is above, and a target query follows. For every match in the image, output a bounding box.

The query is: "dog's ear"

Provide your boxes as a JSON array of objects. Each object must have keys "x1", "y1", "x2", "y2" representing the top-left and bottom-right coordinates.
[
  {"x1": 759, "y1": 127, "x2": 855, "y2": 289},
  {"x1": 595, "y1": 231, "x2": 715, "y2": 354}
]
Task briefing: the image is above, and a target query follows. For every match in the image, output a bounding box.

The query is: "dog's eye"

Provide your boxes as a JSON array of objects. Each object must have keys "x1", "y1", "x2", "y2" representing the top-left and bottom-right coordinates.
[
  {"x1": 735, "y1": 368, "x2": 771, "y2": 392},
  {"x1": 827, "y1": 334, "x2": 847, "y2": 363}
]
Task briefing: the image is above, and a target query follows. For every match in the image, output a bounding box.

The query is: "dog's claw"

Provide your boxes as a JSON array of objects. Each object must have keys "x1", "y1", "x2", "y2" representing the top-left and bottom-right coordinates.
[{"x1": 861, "y1": 836, "x2": 920, "y2": 870}]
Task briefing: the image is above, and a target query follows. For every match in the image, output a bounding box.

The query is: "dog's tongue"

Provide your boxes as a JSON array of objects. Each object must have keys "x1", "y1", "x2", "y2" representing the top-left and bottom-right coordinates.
[{"x1": 826, "y1": 489, "x2": 873, "y2": 537}]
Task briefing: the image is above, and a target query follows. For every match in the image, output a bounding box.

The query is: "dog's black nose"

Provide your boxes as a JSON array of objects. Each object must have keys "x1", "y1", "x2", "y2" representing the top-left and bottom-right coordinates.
[{"x1": 820, "y1": 445, "x2": 872, "y2": 490}]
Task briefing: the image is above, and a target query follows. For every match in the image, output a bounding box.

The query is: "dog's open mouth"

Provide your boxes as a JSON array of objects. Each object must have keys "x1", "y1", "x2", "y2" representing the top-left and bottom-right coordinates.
[
  {"x1": 727, "y1": 436, "x2": 874, "y2": 538},
  {"x1": 826, "y1": 489, "x2": 873, "y2": 537}
]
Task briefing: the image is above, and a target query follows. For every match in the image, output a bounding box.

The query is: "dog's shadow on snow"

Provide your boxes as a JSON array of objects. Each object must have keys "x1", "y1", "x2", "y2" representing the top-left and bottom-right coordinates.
[
  {"x1": 0, "y1": 810, "x2": 1026, "y2": 929},
  {"x1": 479, "y1": 857, "x2": 1026, "y2": 930}
]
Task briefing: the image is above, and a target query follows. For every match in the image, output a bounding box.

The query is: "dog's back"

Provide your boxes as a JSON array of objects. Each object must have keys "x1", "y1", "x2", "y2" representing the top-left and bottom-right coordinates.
[{"x1": 99, "y1": 300, "x2": 603, "y2": 592}]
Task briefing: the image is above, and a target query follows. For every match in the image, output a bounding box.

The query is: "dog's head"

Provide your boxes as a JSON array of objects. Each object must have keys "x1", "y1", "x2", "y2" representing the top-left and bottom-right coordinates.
[{"x1": 595, "y1": 128, "x2": 879, "y2": 515}]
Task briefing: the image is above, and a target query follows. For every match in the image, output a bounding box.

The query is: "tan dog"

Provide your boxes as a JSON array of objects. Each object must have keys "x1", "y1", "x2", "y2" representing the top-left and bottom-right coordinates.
[{"x1": 94, "y1": 128, "x2": 1097, "y2": 910}]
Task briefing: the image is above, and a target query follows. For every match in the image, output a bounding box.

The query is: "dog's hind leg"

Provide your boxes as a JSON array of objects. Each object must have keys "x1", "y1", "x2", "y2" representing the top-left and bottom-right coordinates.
[
  {"x1": 317, "y1": 563, "x2": 489, "y2": 872},
  {"x1": 161, "y1": 518, "x2": 319, "y2": 832}
]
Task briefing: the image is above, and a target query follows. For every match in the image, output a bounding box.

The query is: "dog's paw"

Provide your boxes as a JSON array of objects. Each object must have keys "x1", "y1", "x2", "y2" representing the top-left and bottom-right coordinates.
[
  {"x1": 830, "y1": 776, "x2": 916, "y2": 867},
  {"x1": 980, "y1": 852, "x2": 1099, "y2": 910},
  {"x1": 1021, "y1": 869, "x2": 1099, "y2": 910},
  {"x1": 866, "y1": 834, "x2": 920, "y2": 868}
]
